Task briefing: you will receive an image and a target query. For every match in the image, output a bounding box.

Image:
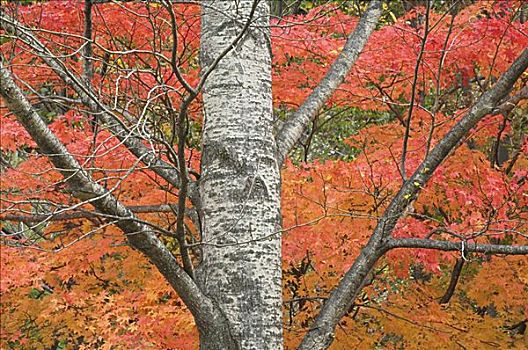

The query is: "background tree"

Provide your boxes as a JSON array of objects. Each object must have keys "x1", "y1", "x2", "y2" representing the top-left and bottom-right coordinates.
[{"x1": 1, "y1": 1, "x2": 527, "y2": 349}]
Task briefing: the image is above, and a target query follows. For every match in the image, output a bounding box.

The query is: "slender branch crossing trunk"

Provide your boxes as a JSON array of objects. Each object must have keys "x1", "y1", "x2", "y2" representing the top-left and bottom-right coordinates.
[{"x1": 198, "y1": 1, "x2": 283, "y2": 348}]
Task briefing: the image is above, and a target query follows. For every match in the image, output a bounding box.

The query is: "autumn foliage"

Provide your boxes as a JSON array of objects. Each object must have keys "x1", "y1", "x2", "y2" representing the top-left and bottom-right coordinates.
[{"x1": 1, "y1": 1, "x2": 527, "y2": 349}]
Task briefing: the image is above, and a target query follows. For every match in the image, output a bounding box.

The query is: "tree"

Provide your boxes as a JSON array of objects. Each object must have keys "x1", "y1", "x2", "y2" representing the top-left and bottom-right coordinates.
[{"x1": 1, "y1": 1, "x2": 527, "y2": 349}]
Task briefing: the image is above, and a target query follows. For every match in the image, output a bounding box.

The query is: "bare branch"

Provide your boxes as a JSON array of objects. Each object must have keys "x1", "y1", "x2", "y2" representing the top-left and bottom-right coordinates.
[
  {"x1": 195, "y1": 0, "x2": 259, "y2": 94},
  {"x1": 401, "y1": 0, "x2": 430, "y2": 181},
  {"x1": 1, "y1": 204, "x2": 179, "y2": 223},
  {"x1": 82, "y1": 0, "x2": 94, "y2": 85},
  {"x1": 387, "y1": 238, "x2": 528, "y2": 255},
  {"x1": 492, "y1": 84, "x2": 528, "y2": 115},
  {"x1": 0, "y1": 63, "x2": 228, "y2": 334},
  {"x1": 174, "y1": 99, "x2": 195, "y2": 279},
  {"x1": 163, "y1": 0, "x2": 196, "y2": 94},
  {"x1": 0, "y1": 12, "x2": 191, "y2": 198},
  {"x1": 439, "y1": 257, "x2": 464, "y2": 304},
  {"x1": 275, "y1": 0, "x2": 382, "y2": 165},
  {"x1": 298, "y1": 49, "x2": 528, "y2": 350}
]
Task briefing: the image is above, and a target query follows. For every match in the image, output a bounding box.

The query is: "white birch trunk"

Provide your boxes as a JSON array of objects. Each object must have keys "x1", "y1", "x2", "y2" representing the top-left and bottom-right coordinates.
[{"x1": 198, "y1": 1, "x2": 283, "y2": 348}]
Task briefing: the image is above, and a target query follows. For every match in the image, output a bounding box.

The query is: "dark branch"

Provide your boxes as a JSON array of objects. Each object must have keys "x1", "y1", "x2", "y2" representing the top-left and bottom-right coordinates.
[
  {"x1": 401, "y1": 1, "x2": 430, "y2": 180},
  {"x1": 1, "y1": 204, "x2": 178, "y2": 223},
  {"x1": 82, "y1": 0, "x2": 94, "y2": 85},
  {"x1": 163, "y1": 0, "x2": 196, "y2": 94},
  {"x1": 439, "y1": 257, "x2": 464, "y2": 304}
]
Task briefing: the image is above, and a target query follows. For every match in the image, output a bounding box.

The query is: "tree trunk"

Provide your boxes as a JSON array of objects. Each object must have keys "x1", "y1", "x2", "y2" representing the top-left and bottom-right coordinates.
[{"x1": 198, "y1": 1, "x2": 283, "y2": 348}]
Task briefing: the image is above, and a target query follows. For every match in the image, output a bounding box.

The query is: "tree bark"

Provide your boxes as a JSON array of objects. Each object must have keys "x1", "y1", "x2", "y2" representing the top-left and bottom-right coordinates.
[{"x1": 198, "y1": 1, "x2": 283, "y2": 349}]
